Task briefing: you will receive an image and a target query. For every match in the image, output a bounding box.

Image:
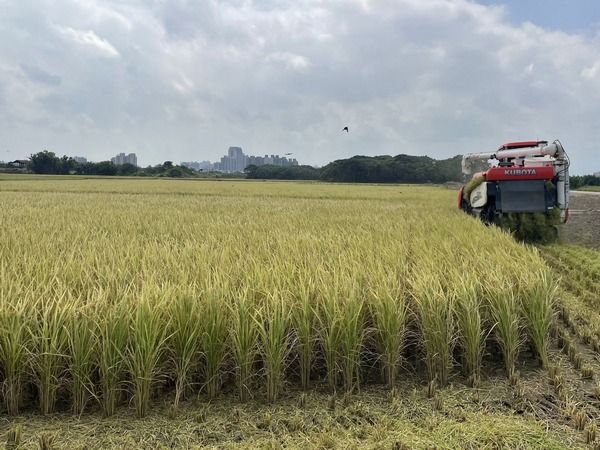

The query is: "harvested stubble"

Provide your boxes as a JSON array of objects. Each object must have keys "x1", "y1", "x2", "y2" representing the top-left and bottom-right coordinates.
[{"x1": 0, "y1": 180, "x2": 557, "y2": 416}]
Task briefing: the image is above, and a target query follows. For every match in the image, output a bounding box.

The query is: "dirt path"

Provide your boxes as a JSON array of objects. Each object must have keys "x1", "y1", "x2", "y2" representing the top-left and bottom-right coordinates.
[
  {"x1": 571, "y1": 190, "x2": 600, "y2": 196},
  {"x1": 561, "y1": 191, "x2": 600, "y2": 249}
]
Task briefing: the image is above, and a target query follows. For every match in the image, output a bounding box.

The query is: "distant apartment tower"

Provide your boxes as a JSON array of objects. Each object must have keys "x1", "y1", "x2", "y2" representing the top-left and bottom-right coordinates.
[
  {"x1": 111, "y1": 152, "x2": 137, "y2": 166},
  {"x1": 220, "y1": 147, "x2": 248, "y2": 172},
  {"x1": 181, "y1": 160, "x2": 213, "y2": 171},
  {"x1": 213, "y1": 147, "x2": 298, "y2": 173}
]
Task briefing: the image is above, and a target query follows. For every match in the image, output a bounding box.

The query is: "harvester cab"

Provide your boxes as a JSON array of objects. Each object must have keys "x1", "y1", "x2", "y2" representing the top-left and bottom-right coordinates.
[{"x1": 459, "y1": 140, "x2": 570, "y2": 224}]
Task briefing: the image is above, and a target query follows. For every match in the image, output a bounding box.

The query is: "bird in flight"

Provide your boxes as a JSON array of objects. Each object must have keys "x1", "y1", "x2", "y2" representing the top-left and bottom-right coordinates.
[
  {"x1": 342, "y1": 126, "x2": 349, "y2": 133},
  {"x1": 284, "y1": 152, "x2": 292, "y2": 156}
]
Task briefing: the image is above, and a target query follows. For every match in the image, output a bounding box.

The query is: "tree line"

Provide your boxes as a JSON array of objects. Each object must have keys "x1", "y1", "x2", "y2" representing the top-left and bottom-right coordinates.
[
  {"x1": 26, "y1": 151, "x2": 205, "y2": 178},
  {"x1": 246, "y1": 154, "x2": 464, "y2": 183},
  {"x1": 14, "y1": 150, "x2": 600, "y2": 187},
  {"x1": 570, "y1": 175, "x2": 600, "y2": 190}
]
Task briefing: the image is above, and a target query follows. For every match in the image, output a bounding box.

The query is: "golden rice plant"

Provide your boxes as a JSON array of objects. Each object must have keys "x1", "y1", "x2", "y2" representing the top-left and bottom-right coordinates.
[
  {"x1": 0, "y1": 179, "x2": 560, "y2": 414},
  {"x1": 169, "y1": 291, "x2": 202, "y2": 408},
  {"x1": 454, "y1": 277, "x2": 485, "y2": 386},
  {"x1": 291, "y1": 281, "x2": 317, "y2": 391},
  {"x1": 200, "y1": 285, "x2": 229, "y2": 399},
  {"x1": 318, "y1": 282, "x2": 343, "y2": 391},
  {"x1": 369, "y1": 268, "x2": 408, "y2": 389},
  {"x1": 29, "y1": 295, "x2": 72, "y2": 415},
  {"x1": 339, "y1": 283, "x2": 364, "y2": 393},
  {"x1": 98, "y1": 301, "x2": 129, "y2": 417},
  {"x1": 229, "y1": 287, "x2": 260, "y2": 402},
  {"x1": 486, "y1": 280, "x2": 522, "y2": 379},
  {"x1": 66, "y1": 305, "x2": 97, "y2": 415},
  {"x1": 127, "y1": 293, "x2": 169, "y2": 417},
  {"x1": 519, "y1": 269, "x2": 557, "y2": 368},
  {"x1": 412, "y1": 270, "x2": 455, "y2": 387},
  {"x1": 0, "y1": 300, "x2": 30, "y2": 415},
  {"x1": 257, "y1": 292, "x2": 291, "y2": 403}
]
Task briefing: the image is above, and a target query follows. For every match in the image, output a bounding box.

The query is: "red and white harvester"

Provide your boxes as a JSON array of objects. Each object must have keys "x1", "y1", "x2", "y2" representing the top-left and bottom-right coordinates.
[{"x1": 459, "y1": 140, "x2": 570, "y2": 224}]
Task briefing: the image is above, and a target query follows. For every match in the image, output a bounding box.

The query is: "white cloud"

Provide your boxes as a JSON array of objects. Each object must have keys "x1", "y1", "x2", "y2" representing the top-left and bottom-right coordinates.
[
  {"x1": 0, "y1": 0, "x2": 599, "y2": 173},
  {"x1": 58, "y1": 26, "x2": 120, "y2": 58},
  {"x1": 266, "y1": 52, "x2": 311, "y2": 71},
  {"x1": 582, "y1": 61, "x2": 600, "y2": 79}
]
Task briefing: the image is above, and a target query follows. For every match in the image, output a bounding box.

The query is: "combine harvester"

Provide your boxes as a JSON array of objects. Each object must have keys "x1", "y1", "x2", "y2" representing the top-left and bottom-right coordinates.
[{"x1": 459, "y1": 140, "x2": 570, "y2": 235}]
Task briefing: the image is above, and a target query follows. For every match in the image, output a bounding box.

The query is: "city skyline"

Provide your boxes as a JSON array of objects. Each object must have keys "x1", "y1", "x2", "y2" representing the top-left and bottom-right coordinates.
[
  {"x1": 1, "y1": 146, "x2": 302, "y2": 171},
  {"x1": 183, "y1": 147, "x2": 299, "y2": 173},
  {"x1": 110, "y1": 152, "x2": 138, "y2": 167}
]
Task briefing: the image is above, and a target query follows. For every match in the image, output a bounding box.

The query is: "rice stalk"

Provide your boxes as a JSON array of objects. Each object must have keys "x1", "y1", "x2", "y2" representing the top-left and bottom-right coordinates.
[
  {"x1": 257, "y1": 292, "x2": 291, "y2": 403},
  {"x1": 487, "y1": 282, "x2": 521, "y2": 379},
  {"x1": 412, "y1": 273, "x2": 455, "y2": 386},
  {"x1": 229, "y1": 288, "x2": 259, "y2": 402},
  {"x1": 169, "y1": 292, "x2": 201, "y2": 408},
  {"x1": 66, "y1": 305, "x2": 97, "y2": 415},
  {"x1": 370, "y1": 272, "x2": 408, "y2": 389},
  {"x1": 0, "y1": 302, "x2": 30, "y2": 415},
  {"x1": 127, "y1": 295, "x2": 169, "y2": 417},
  {"x1": 200, "y1": 288, "x2": 229, "y2": 399},
  {"x1": 292, "y1": 281, "x2": 316, "y2": 390},
  {"x1": 318, "y1": 285, "x2": 342, "y2": 391},
  {"x1": 339, "y1": 284, "x2": 364, "y2": 393},
  {"x1": 520, "y1": 269, "x2": 556, "y2": 368},
  {"x1": 98, "y1": 301, "x2": 129, "y2": 417},
  {"x1": 29, "y1": 296, "x2": 72, "y2": 415},
  {"x1": 454, "y1": 278, "x2": 485, "y2": 385}
]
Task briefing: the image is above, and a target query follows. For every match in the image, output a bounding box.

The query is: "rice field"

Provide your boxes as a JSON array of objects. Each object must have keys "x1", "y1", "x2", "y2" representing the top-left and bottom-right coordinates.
[{"x1": 0, "y1": 177, "x2": 557, "y2": 418}]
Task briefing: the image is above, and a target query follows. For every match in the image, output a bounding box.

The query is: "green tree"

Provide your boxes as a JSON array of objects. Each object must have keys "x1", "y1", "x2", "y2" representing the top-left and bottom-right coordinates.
[
  {"x1": 29, "y1": 151, "x2": 60, "y2": 174},
  {"x1": 94, "y1": 161, "x2": 118, "y2": 176},
  {"x1": 166, "y1": 167, "x2": 183, "y2": 177},
  {"x1": 117, "y1": 163, "x2": 138, "y2": 176}
]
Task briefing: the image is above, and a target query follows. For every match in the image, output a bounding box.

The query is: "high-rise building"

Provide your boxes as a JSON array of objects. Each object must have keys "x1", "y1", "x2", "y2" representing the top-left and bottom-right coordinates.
[
  {"x1": 212, "y1": 147, "x2": 297, "y2": 173},
  {"x1": 181, "y1": 161, "x2": 213, "y2": 171},
  {"x1": 111, "y1": 153, "x2": 137, "y2": 166}
]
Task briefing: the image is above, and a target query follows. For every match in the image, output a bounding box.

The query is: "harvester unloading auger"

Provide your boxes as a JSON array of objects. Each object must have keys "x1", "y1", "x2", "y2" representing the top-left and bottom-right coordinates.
[{"x1": 459, "y1": 140, "x2": 570, "y2": 231}]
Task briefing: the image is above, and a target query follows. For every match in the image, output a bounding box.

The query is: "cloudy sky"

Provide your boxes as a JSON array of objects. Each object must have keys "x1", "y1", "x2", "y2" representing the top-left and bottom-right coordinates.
[{"x1": 0, "y1": 0, "x2": 599, "y2": 173}]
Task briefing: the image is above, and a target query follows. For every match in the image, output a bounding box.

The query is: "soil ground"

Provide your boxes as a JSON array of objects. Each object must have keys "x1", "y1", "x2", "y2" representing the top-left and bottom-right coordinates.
[{"x1": 561, "y1": 191, "x2": 600, "y2": 249}]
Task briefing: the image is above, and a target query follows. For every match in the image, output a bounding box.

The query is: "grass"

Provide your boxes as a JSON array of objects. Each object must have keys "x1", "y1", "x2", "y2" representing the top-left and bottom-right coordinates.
[{"x1": 578, "y1": 185, "x2": 600, "y2": 192}]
